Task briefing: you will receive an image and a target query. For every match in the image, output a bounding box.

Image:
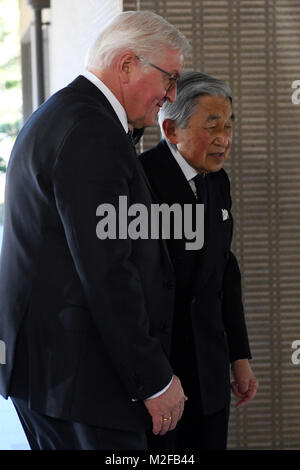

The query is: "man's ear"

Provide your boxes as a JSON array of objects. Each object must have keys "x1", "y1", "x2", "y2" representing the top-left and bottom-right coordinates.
[
  {"x1": 117, "y1": 51, "x2": 137, "y2": 84},
  {"x1": 162, "y1": 119, "x2": 179, "y2": 145}
]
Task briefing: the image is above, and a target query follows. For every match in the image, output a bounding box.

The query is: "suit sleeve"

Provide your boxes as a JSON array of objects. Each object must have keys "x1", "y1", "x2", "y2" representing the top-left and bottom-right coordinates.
[
  {"x1": 222, "y1": 251, "x2": 252, "y2": 362},
  {"x1": 52, "y1": 115, "x2": 173, "y2": 401},
  {"x1": 221, "y1": 170, "x2": 252, "y2": 362}
]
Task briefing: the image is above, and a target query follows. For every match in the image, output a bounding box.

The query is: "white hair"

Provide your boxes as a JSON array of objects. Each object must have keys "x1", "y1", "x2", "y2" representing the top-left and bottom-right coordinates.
[
  {"x1": 85, "y1": 10, "x2": 191, "y2": 70},
  {"x1": 158, "y1": 71, "x2": 233, "y2": 145}
]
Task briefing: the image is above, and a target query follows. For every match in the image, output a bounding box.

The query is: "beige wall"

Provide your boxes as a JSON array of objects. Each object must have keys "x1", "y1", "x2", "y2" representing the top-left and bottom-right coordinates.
[{"x1": 18, "y1": 0, "x2": 123, "y2": 98}]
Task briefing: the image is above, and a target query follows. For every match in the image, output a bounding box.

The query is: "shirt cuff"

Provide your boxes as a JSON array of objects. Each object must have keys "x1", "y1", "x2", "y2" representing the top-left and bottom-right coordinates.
[
  {"x1": 131, "y1": 376, "x2": 173, "y2": 402},
  {"x1": 147, "y1": 376, "x2": 173, "y2": 399}
]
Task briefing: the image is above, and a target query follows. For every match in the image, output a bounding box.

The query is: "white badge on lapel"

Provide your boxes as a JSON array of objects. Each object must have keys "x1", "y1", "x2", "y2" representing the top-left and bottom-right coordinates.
[{"x1": 221, "y1": 209, "x2": 229, "y2": 221}]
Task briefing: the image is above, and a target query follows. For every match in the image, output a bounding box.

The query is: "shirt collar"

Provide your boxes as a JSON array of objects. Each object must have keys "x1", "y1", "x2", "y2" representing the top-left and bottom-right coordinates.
[
  {"x1": 165, "y1": 139, "x2": 198, "y2": 182},
  {"x1": 82, "y1": 70, "x2": 128, "y2": 133}
]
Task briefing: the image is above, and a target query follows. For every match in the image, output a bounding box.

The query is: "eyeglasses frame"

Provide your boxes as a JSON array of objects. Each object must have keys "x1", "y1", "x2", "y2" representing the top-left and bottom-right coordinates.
[{"x1": 135, "y1": 55, "x2": 180, "y2": 92}]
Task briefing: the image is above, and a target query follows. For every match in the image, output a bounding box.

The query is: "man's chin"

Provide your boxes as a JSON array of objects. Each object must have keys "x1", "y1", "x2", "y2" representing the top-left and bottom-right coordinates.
[
  {"x1": 207, "y1": 158, "x2": 227, "y2": 173},
  {"x1": 132, "y1": 111, "x2": 158, "y2": 129},
  {"x1": 199, "y1": 163, "x2": 225, "y2": 174},
  {"x1": 144, "y1": 110, "x2": 160, "y2": 128}
]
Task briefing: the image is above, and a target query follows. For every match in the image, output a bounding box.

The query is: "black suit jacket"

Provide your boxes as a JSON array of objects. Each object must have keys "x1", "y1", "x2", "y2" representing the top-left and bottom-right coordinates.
[
  {"x1": 0, "y1": 76, "x2": 176, "y2": 432},
  {"x1": 139, "y1": 140, "x2": 251, "y2": 415}
]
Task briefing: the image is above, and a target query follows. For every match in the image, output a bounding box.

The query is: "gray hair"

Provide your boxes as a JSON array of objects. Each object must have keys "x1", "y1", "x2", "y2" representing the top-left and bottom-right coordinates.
[
  {"x1": 158, "y1": 71, "x2": 233, "y2": 142},
  {"x1": 85, "y1": 10, "x2": 191, "y2": 70}
]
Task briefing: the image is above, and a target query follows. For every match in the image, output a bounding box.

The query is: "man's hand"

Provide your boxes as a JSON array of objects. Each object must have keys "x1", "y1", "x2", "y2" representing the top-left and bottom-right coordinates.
[
  {"x1": 144, "y1": 375, "x2": 187, "y2": 435},
  {"x1": 231, "y1": 359, "x2": 258, "y2": 408}
]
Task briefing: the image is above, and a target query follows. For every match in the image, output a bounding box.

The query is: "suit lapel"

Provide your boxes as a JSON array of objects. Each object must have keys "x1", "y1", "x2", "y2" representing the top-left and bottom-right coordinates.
[
  {"x1": 142, "y1": 140, "x2": 196, "y2": 207},
  {"x1": 137, "y1": 158, "x2": 159, "y2": 202}
]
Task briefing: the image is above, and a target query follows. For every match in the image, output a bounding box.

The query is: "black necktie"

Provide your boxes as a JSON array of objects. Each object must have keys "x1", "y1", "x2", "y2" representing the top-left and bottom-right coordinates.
[
  {"x1": 127, "y1": 130, "x2": 135, "y2": 147},
  {"x1": 193, "y1": 173, "x2": 207, "y2": 209}
]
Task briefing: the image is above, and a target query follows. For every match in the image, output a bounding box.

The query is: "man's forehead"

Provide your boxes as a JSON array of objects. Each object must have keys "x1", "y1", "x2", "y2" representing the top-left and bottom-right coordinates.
[
  {"x1": 194, "y1": 95, "x2": 233, "y2": 119},
  {"x1": 159, "y1": 50, "x2": 184, "y2": 73},
  {"x1": 206, "y1": 112, "x2": 235, "y2": 122}
]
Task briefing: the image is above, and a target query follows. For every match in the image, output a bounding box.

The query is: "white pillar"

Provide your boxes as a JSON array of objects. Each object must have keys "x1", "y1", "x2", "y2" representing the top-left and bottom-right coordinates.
[{"x1": 49, "y1": 0, "x2": 122, "y2": 94}]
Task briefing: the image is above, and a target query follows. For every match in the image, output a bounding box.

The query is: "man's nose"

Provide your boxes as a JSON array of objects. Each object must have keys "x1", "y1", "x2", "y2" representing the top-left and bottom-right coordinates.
[
  {"x1": 165, "y1": 85, "x2": 177, "y2": 103},
  {"x1": 214, "y1": 132, "x2": 229, "y2": 147}
]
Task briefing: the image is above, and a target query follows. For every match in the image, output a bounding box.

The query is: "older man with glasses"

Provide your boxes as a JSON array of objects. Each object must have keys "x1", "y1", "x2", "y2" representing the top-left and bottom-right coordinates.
[
  {"x1": 0, "y1": 11, "x2": 190, "y2": 450},
  {"x1": 140, "y1": 71, "x2": 258, "y2": 450}
]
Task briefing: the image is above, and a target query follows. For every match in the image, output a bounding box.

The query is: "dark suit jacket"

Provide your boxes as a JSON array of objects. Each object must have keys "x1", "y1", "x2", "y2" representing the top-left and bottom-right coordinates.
[
  {"x1": 139, "y1": 140, "x2": 251, "y2": 415},
  {"x1": 0, "y1": 76, "x2": 176, "y2": 432}
]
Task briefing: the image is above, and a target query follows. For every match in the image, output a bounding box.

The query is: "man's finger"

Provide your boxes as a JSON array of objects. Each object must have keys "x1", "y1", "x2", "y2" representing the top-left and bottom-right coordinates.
[
  {"x1": 237, "y1": 380, "x2": 249, "y2": 394},
  {"x1": 178, "y1": 399, "x2": 185, "y2": 422},
  {"x1": 232, "y1": 382, "x2": 248, "y2": 398},
  {"x1": 159, "y1": 415, "x2": 173, "y2": 435},
  {"x1": 152, "y1": 415, "x2": 163, "y2": 435},
  {"x1": 168, "y1": 418, "x2": 178, "y2": 432},
  {"x1": 168, "y1": 408, "x2": 180, "y2": 432},
  {"x1": 236, "y1": 396, "x2": 251, "y2": 408},
  {"x1": 235, "y1": 385, "x2": 258, "y2": 408}
]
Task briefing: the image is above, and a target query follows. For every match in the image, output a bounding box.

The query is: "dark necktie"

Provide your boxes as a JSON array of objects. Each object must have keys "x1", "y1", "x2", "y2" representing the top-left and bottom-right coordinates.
[
  {"x1": 127, "y1": 130, "x2": 135, "y2": 147},
  {"x1": 193, "y1": 173, "x2": 208, "y2": 209}
]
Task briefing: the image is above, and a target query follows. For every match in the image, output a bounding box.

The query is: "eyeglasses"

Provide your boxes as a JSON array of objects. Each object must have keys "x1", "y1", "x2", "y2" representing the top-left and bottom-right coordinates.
[{"x1": 135, "y1": 56, "x2": 180, "y2": 92}]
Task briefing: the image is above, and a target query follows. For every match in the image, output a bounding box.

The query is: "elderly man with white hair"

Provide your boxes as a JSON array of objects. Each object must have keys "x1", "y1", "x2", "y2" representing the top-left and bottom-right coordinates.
[
  {"x1": 0, "y1": 11, "x2": 190, "y2": 450},
  {"x1": 140, "y1": 71, "x2": 258, "y2": 450}
]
